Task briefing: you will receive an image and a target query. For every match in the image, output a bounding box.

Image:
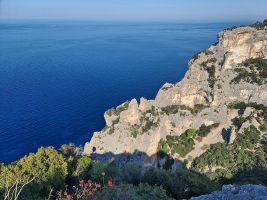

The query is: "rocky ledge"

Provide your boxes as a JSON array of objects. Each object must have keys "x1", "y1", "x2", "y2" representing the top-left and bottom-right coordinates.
[
  {"x1": 190, "y1": 184, "x2": 267, "y2": 200},
  {"x1": 84, "y1": 21, "x2": 267, "y2": 169}
]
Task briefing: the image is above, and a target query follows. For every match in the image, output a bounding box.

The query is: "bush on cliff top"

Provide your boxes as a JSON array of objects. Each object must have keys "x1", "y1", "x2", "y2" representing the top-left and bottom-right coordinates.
[{"x1": 251, "y1": 19, "x2": 267, "y2": 30}]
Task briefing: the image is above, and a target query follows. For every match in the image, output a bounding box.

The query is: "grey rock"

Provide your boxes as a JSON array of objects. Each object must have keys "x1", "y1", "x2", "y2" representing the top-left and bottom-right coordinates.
[
  {"x1": 84, "y1": 24, "x2": 267, "y2": 166},
  {"x1": 191, "y1": 184, "x2": 267, "y2": 200}
]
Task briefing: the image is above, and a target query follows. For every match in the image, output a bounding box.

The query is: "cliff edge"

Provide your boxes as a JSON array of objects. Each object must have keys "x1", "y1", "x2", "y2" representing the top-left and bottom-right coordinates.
[{"x1": 84, "y1": 21, "x2": 267, "y2": 168}]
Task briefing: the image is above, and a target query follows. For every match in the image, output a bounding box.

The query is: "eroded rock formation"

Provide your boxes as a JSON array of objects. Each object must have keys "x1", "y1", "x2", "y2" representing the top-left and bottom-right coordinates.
[{"x1": 84, "y1": 22, "x2": 267, "y2": 168}]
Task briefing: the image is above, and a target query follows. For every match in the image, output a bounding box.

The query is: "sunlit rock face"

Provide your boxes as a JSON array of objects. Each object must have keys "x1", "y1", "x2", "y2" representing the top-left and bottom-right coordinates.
[
  {"x1": 84, "y1": 23, "x2": 267, "y2": 167},
  {"x1": 219, "y1": 27, "x2": 267, "y2": 69}
]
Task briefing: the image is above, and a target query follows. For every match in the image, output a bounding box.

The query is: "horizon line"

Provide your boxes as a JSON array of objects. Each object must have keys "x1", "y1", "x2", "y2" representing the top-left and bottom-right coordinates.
[{"x1": 0, "y1": 18, "x2": 256, "y2": 24}]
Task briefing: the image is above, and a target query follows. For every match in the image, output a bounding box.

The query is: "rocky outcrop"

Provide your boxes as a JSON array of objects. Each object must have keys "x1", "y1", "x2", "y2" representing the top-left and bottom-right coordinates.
[
  {"x1": 190, "y1": 184, "x2": 267, "y2": 200},
  {"x1": 84, "y1": 22, "x2": 267, "y2": 167}
]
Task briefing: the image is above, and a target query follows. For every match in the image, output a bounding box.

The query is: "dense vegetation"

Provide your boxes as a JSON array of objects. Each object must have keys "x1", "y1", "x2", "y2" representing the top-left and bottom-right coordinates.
[
  {"x1": 2, "y1": 127, "x2": 266, "y2": 200},
  {"x1": 0, "y1": 147, "x2": 69, "y2": 199},
  {"x1": 1, "y1": 118, "x2": 266, "y2": 199},
  {"x1": 158, "y1": 122, "x2": 220, "y2": 158},
  {"x1": 230, "y1": 58, "x2": 267, "y2": 85},
  {"x1": 0, "y1": 144, "x2": 219, "y2": 200},
  {"x1": 192, "y1": 125, "x2": 267, "y2": 184},
  {"x1": 197, "y1": 123, "x2": 220, "y2": 137},
  {"x1": 158, "y1": 129, "x2": 197, "y2": 157},
  {"x1": 228, "y1": 102, "x2": 267, "y2": 123}
]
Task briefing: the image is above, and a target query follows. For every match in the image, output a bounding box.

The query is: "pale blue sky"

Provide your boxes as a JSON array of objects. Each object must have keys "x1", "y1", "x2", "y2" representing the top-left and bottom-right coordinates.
[{"x1": 1, "y1": 0, "x2": 266, "y2": 22}]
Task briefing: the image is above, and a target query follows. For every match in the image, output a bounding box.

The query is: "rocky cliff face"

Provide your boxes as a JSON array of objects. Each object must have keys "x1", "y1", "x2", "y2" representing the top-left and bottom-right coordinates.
[{"x1": 84, "y1": 22, "x2": 267, "y2": 168}]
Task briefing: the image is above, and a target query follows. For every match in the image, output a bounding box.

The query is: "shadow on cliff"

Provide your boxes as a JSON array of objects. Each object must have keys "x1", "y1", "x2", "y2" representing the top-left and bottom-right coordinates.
[
  {"x1": 88, "y1": 126, "x2": 235, "y2": 169},
  {"x1": 87, "y1": 149, "x2": 267, "y2": 199},
  {"x1": 89, "y1": 149, "x2": 267, "y2": 184},
  {"x1": 89, "y1": 149, "x2": 184, "y2": 170},
  {"x1": 225, "y1": 168, "x2": 267, "y2": 185},
  {"x1": 87, "y1": 150, "x2": 220, "y2": 199}
]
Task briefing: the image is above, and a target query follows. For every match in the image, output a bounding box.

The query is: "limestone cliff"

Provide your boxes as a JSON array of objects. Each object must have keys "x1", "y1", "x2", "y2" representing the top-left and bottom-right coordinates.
[{"x1": 84, "y1": 21, "x2": 267, "y2": 168}]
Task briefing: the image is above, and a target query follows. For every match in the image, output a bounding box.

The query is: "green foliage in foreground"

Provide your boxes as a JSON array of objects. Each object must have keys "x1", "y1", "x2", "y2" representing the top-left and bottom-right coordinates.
[
  {"x1": 192, "y1": 125, "x2": 267, "y2": 184},
  {"x1": 143, "y1": 168, "x2": 218, "y2": 199},
  {"x1": 0, "y1": 146, "x2": 218, "y2": 200},
  {"x1": 0, "y1": 122, "x2": 266, "y2": 199},
  {"x1": 0, "y1": 147, "x2": 68, "y2": 199},
  {"x1": 96, "y1": 183, "x2": 174, "y2": 200}
]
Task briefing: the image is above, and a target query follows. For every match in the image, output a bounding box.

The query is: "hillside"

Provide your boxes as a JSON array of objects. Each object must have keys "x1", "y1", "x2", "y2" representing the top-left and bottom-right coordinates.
[
  {"x1": 0, "y1": 20, "x2": 267, "y2": 200},
  {"x1": 84, "y1": 21, "x2": 267, "y2": 171}
]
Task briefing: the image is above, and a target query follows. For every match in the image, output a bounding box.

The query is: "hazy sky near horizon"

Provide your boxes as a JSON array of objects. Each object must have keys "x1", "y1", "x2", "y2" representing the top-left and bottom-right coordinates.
[{"x1": 1, "y1": 0, "x2": 266, "y2": 22}]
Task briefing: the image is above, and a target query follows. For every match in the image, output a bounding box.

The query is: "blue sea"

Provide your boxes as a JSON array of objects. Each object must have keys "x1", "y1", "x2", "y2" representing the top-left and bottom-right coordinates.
[{"x1": 0, "y1": 20, "x2": 248, "y2": 163}]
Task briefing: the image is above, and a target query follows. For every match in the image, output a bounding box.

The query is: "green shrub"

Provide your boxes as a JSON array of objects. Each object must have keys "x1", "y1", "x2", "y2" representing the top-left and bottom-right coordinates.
[
  {"x1": 73, "y1": 156, "x2": 92, "y2": 179},
  {"x1": 130, "y1": 106, "x2": 160, "y2": 137},
  {"x1": 96, "y1": 183, "x2": 174, "y2": 200},
  {"x1": 197, "y1": 123, "x2": 219, "y2": 137},
  {"x1": 251, "y1": 19, "x2": 267, "y2": 30},
  {"x1": 89, "y1": 161, "x2": 107, "y2": 183},
  {"x1": 0, "y1": 147, "x2": 68, "y2": 199},
  {"x1": 204, "y1": 50, "x2": 214, "y2": 55},
  {"x1": 161, "y1": 85, "x2": 173, "y2": 91},
  {"x1": 230, "y1": 58, "x2": 267, "y2": 85},
  {"x1": 234, "y1": 125, "x2": 260, "y2": 149},
  {"x1": 118, "y1": 165, "x2": 142, "y2": 185},
  {"x1": 161, "y1": 104, "x2": 206, "y2": 116},
  {"x1": 260, "y1": 123, "x2": 267, "y2": 132},
  {"x1": 186, "y1": 128, "x2": 197, "y2": 138},
  {"x1": 192, "y1": 125, "x2": 265, "y2": 183},
  {"x1": 106, "y1": 101, "x2": 130, "y2": 116},
  {"x1": 191, "y1": 104, "x2": 206, "y2": 114},
  {"x1": 224, "y1": 26, "x2": 239, "y2": 31},
  {"x1": 224, "y1": 20, "x2": 267, "y2": 31},
  {"x1": 157, "y1": 139, "x2": 170, "y2": 154},
  {"x1": 228, "y1": 102, "x2": 267, "y2": 122},
  {"x1": 232, "y1": 117, "x2": 246, "y2": 129},
  {"x1": 191, "y1": 52, "x2": 201, "y2": 61},
  {"x1": 200, "y1": 59, "x2": 216, "y2": 89},
  {"x1": 158, "y1": 129, "x2": 196, "y2": 157},
  {"x1": 143, "y1": 168, "x2": 218, "y2": 199},
  {"x1": 161, "y1": 105, "x2": 180, "y2": 115}
]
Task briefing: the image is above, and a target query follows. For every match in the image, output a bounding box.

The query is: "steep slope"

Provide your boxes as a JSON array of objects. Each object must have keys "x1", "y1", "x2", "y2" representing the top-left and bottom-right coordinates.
[{"x1": 84, "y1": 21, "x2": 267, "y2": 168}]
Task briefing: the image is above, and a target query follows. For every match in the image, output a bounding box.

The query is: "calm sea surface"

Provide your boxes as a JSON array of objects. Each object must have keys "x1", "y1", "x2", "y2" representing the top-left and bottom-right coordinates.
[{"x1": 0, "y1": 20, "x2": 248, "y2": 163}]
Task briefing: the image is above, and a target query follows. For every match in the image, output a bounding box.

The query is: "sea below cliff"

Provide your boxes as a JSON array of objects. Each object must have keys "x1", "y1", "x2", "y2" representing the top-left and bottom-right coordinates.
[{"x1": 0, "y1": 20, "x2": 249, "y2": 163}]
